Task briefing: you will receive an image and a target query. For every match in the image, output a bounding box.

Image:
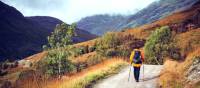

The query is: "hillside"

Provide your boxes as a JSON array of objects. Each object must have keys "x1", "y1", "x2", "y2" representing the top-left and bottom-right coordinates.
[
  {"x1": 123, "y1": 0, "x2": 199, "y2": 28},
  {"x1": 76, "y1": 0, "x2": 199, "y2": 35},
  {"x1": 125, "y1": 1, "x2": 200, "y2": 87},
  {"x1": 0, "y1": 1, "x2": 49, "y2": 61},
  {"x1": 0, "y1": 1, "x2": 97, "y2": 61},
  {"x1": 0, "y1": 0, "x2": 200, "y2": 88},
  {"x1": 28, "y1": 16, "x2": 97, "y2": 43},
  {"x1": 27, "y1": 16, "x2": 63, "y2": 33}
]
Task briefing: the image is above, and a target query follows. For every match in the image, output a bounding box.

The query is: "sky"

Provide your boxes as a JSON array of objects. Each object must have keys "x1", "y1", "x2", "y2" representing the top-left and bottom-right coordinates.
[{"x1": 2, "y1": 0, "x2": 157, "y2": 24}]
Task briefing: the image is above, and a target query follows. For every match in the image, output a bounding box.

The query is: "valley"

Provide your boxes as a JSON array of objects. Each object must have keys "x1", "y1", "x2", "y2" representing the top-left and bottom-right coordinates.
[{"x1": 0, "y1": 0, "x2": 200, "y2": 88}]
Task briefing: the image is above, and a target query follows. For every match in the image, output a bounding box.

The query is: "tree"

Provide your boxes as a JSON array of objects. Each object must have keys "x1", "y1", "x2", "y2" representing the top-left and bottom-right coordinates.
[
  {"x1": 41, "y1": 48, "x2": 75, "y2": 76},
  {"x1": 45, "y1": 23, "x2": 76, "y2": 49},
  {"x1": 144, "y1": 26, "x2": 172, "y2": 64},
  {"x1": 40, "y1": 23, "x2": 77, "y2": 77}
]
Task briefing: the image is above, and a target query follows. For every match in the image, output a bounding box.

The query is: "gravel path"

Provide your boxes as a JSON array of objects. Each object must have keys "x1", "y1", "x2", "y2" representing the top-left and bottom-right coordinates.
[{"x1": 93, "y1": 65, "x2": 163, "y2": 88}]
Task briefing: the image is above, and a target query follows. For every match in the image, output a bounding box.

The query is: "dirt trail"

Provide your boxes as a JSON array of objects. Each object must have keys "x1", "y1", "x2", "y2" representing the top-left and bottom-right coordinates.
[{"x1": 93, "y1": 65, "x2": 163, "y2": 88}]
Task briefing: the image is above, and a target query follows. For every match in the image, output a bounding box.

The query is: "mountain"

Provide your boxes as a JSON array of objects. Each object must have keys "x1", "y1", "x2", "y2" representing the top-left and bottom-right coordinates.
[
  {"x1": 27, "y1": 16, "x2": 97, "y2": 43},
  {"x1": 27, "y1": 16, "x2": 63, "y2": 33},
  {"x1": 123, "y1": 0, "x2": 199, "y2": 28},
  {"x1": 77, "y1": 14, "x2": 128, "y2": 35},
  {"x1": 1, "y1": 1, "x2": 200, "y2": 88},
  {"x1": 77, "y1": 0, "x2": 199, "y2": 35},
  {"x1": 0, "y1": 1, "x2": 97, "y2": 61}
]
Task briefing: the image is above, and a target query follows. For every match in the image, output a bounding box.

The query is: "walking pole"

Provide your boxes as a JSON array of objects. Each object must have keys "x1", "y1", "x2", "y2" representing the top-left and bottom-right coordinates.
[
  {"x1": 128, "y1": 65, "x2": 131, "y2": 82},
  {"x1": 143, "y1": 64, "x2": 144, "y2": 81}
]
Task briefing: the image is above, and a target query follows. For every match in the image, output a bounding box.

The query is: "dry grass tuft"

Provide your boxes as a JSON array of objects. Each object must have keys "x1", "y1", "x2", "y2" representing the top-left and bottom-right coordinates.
[{"x1": 159, "y1": 48, "x2": 200, "y2": 88}]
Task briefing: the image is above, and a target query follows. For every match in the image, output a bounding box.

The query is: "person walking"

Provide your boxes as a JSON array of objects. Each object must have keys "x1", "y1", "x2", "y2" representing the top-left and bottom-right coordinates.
[{"x1": 129, "y1": 48, "x2": 144, "y2": 82}]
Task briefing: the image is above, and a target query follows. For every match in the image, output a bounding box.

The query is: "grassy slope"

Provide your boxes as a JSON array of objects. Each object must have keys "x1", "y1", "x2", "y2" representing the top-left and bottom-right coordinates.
[
  {"x1": 59, "y1": 58, "x2": 127, "y2": 88},
  {"x1": 159, "y1": 29, "x2": 200, "y2": 88},
  {"x1": 43, "y1": 58, "x2": 127, "y2": 88},
  {"x1": 159, "y1": 48, "x2": 200, "y2": 88}
]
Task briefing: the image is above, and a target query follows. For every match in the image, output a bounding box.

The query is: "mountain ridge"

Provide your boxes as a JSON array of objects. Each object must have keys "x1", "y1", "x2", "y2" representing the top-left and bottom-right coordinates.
[
  {"x1": 76, "y1": 0, "x2": 199, "y2": 35},
  {"x1": 0, "y1": 1, "x2": 97, "y2": 61}
]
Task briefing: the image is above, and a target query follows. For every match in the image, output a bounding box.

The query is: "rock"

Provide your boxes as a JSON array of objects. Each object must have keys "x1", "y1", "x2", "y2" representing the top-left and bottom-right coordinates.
[{"x1": 186, "y1": 56, "x2": 200, "y2": 82}]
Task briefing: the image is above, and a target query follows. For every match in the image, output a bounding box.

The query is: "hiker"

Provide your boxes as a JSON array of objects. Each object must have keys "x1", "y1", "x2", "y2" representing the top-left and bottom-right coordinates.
[{"x1": 129, "y1": 48, "x2": 144, "y2": 82}]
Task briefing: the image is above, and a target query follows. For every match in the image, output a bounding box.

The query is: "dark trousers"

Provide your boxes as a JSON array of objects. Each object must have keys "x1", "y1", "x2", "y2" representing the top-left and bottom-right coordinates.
[{"x1": 133, "y1": 67, "x2": 140, "y2": 82}]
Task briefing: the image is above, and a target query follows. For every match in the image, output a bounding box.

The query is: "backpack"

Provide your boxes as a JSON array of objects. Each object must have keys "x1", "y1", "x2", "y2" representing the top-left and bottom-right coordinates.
[{"x1": 133, "y1": 50, "x2": 142, "y2": 64}]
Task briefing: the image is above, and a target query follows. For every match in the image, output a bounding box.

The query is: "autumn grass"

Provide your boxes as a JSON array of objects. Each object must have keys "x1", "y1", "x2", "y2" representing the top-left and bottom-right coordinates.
[
  {"x1": 71, "y1": 52, "x2": 97, "y2": 64},
  {"x1": 44, "y1": 58, "x2": 128, "y2": 88},
  {"x1": 159, "y1": 48, "x2": 200, "y2": 88},
  {"x1": 174, "y1": 29, "x2": 200, "y2": 56}
]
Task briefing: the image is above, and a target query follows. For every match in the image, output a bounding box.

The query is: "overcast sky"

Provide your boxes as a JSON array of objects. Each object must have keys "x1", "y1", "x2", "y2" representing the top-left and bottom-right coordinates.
[{"x1": 2, "y1": 0, "x2": 157, "y2": 24}]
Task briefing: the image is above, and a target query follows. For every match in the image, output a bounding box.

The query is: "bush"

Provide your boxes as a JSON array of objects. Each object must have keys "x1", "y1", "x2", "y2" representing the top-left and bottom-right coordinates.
[
  {"x1": 86, "y1": 55, "x2": 105, "y2": 66},
  {"x1": 88, "y1": 46, "x2": 96, "y2": 52},
  {"x1": 168, "y1": 44, "x2": 181, "y2": 60},
  {"x1": 69, "y1": 47, "x2": 83, "y2": 57},
  {"x1": 0, "y1": 60, "x2": 18, "y2": 70},
  {"x1": 117, "y1": 50, "x2": 131, "y2": 58},
  {"x1": 96, "y1": 32, "x2": 120, "y2": 56},
  {"x1": 69, "y1": 46, "x2": 90, "y2": 57},
  {"x1": 0, "y1": 69, "x2": 8, "y2": 76},
  {"x1": 144, "y1": 26, "x2": 172, "y2": 64},
  {"x1": 79, "y1": 46, "x2": 89, "y2": 54},
  {"x1": 37, "y1": 48, "x2": 76, "y2": 76},
  {"x1": 105, "y1": 49, "x2": 118, "y2": 57}
]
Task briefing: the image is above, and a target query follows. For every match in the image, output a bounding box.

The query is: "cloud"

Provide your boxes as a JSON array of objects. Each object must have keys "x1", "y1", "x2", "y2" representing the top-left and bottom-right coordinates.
[{"x1": 1, "y1": 0, "x2": 156, "y2": 23}]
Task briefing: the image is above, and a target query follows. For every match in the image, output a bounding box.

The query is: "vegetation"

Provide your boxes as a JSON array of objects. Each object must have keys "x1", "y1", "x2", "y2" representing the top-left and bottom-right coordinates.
[
  {"x1": 96, "y1": 32, "x2": 120, "y2": 56},
  {"x1": 159, "y1": 49, "x2": 200, "y2": 88},
  {"x1": 59, "y1": 59, "x2": 127, "y2": 88},
  {"x1": 95, "y1": 32, "x2": 135, "y2": 58},
  {"x1": 144, "y1": 26, "x2": 174, "y2": 64},
  {"x1": 86, "y1": 54, "x2": 105, "y2": 66},
  {"x1": 0, "y1": 60, "x2": 18, "y2": 76},
  {"x1": 43, "y1": 23, "x2": 76, "y2": 49},
  {"x1": 37, "y1": 48, "x2": 76, "y2": 76},
  {"x1": 39, "y1": 23, "x2": 76, "y2": 77}
]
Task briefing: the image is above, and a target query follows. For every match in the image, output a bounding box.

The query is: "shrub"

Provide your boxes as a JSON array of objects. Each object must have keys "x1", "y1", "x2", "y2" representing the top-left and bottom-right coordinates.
[
  {"x1": 37, "y1": 48, "x2": 76, "y2": 77},
  {"x1": 105, "y1": 49, "x2": 118, "y2": 57},
  {"x1": 69, "y1": 46, "x2": 90, "y2": 57},
  {"x1": 117, "y1": 50, "x2": 131, "y2": 58},
  {"x1": 79, "y1": 46, "x2": 89, "y2": 54},
  {"x1": 88, "y1": 46, "x2": 96, "y2": 52},
  {"x1": 0, "y1": 69, "x2": 8, "y2": 76},
  {"x1": 96, "y1": 32, "x2": 120, "y2": 56},
  {"x1": 0, "y1": 60, "x2": 18, "y2": 70},
  {"x1": 168, "y1": 44, "x2": 181, "y2": 60},
  {"x1": 144, "y1": 26, "x2": 172, "y2": 64},
  {"x1": 69, "y1": 47, "x2": 82, "y2": 57},
  {"x1": 86, "y1": 55, "x2": 103, "y2": 66}
]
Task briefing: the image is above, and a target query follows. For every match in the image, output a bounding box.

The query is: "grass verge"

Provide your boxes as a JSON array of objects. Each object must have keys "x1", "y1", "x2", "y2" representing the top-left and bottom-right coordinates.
[{"x1": 57, "y1": 58, "x2": 127, "y2": 88}]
